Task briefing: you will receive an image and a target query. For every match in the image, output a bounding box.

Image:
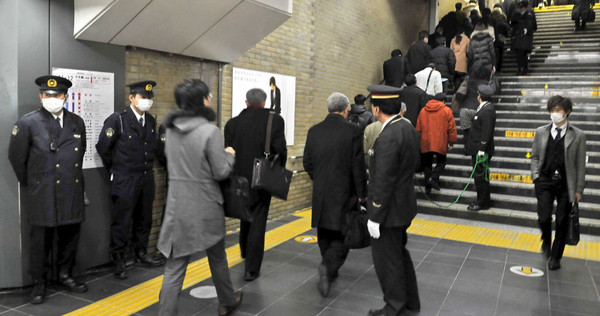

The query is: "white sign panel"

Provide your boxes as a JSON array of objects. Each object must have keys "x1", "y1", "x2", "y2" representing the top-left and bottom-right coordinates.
[
  {"x1": 232, "y1": 67, "x2": 295, "y2": 145},
  {"x1": 52, "y1": 68, "x2": 114, "y2": 169}
]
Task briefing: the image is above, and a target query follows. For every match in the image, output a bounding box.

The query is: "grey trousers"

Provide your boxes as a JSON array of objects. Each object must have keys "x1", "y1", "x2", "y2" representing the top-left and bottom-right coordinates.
[{"x1": 158, "y1": 238, "x2": 236, "y2": 315}]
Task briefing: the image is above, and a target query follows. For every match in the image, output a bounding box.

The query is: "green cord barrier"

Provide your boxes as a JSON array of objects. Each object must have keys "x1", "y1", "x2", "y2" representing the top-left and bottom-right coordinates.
[{"x1": 417, "y1": 153, "x2": 490, "y2": 208}]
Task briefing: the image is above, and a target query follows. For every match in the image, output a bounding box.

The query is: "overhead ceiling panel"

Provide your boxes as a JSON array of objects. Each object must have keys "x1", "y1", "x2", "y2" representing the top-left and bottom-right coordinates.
[
  {"x1": 182, "y1": 0, "x2": 290, "y2": 62},
  {"x1": 109, "y1": 0, "x2": 241, "y2": 54},
  {"x1": 74, "y1": 0, "x2": 151, "y2": 42}
]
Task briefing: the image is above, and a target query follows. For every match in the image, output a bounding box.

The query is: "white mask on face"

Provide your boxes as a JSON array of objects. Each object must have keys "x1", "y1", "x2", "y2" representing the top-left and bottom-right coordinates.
[
  {"x1": 550, "y1": 112, "x2": 565, "y2": 124},
  {"x1": 42, "y1": 98, "x2": 65, "y2": 114},
  {"x1": 136, "y1": 99, "x2": 153, "y2": 112}
]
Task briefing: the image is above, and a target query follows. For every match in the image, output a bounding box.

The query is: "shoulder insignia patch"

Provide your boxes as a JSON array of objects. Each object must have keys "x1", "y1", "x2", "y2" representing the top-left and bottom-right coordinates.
[
  {"x1": 160, "y1": 134, "x2": 166, "y2": 142},
  {"x1": 11, "y1": 125, "x2": 18, "y2": 136},
  {"x1": 106, "y1": 127, "x2": 114, "y2": 138},
  {"x1": 372, "y1": 201, "x2": 382, "y2": 208},
  {"x1": 73, "y1": 133, "x2": 81, "y2": 139}
]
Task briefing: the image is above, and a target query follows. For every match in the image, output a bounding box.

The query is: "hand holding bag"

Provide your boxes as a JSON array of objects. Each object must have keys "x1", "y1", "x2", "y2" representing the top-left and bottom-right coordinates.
[
  {"x1": 344, "y1": 198, "x2": 371, "y2": 249},
  {"x1": 251, "y1": 113, "x2": 293, "y2": 200},
  {"x1": 454, "y1": 76, "x2": 469, "y2": 102},
  {"x1": 221, "y1": 175, "x2": 253, "y2": 222},
  {"x1": 566, "y1": 202, "x2": 580, "y2": 246}
]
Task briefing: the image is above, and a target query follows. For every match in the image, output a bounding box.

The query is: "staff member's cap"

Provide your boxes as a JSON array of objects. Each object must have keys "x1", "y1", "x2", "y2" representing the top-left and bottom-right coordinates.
[
  {"x1": 477, "y1": 84, "x2": 495, "y2": 97},
  {"x1": 35, "y1": 75, "x2": 72, "y2": 94},
  {"x1": 127, "y1": 80, "x2": 157, "y2": 97},
  {"x1": 368, "y1": 85, "x2": 402, "y2": 99}
]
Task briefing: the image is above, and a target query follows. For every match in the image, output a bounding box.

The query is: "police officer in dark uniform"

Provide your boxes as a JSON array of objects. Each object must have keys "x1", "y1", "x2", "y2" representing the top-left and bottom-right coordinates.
[
  {"x1": 9, "y1": 75, "x2": 88, "y2": 304},
  {"x1": 96, "y1": 80, "x2": 164, "y2": 280}
]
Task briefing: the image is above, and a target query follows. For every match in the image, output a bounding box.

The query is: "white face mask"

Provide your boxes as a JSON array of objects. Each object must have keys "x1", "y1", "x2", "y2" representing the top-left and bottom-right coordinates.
[
  {"x1": 136, "y1": 99, "x2": 153, "y2": 112},
  {"x1": 42, "y1": 98, "x2": 65, "y2": 114},
  {"x1": 550, "y1": 112, "x2": 565, "y2": 124}
]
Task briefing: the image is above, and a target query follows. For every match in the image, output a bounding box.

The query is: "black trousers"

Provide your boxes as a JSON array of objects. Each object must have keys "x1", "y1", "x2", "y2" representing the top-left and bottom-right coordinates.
[
  {"x1": 372, "y1": 226, "x2": 420, "y2": 315},
  {"x1": 30, "y1": 223, "x2": 81, "y2": 282},
  {"x1": 110, "y1": 173, "x2": 155, "y2": 255},
  {"x1": 317, "y1": 227, "x2": 349, "y2": 280},
  {"x1": 575, "y1": 18, "x2": 587, "y2": 30},
  {"x1": 472, "y1": 154, "x2": 492, "y2": 208},
  {"x1": 240, "y1": 191, "x2": 271, "y2": 273},
  {"x1": 515, "y1": 50, "x2": 529, "y2": 72},
  {"x1": 421, "y1": 152, "x2": 447, "y2": 183},
  {"x1": 495, "y1": 46, "x2": 504, "y2": 72},
  {"x1": 535, "y1": 177, "x2": 571, "y2": 260}
]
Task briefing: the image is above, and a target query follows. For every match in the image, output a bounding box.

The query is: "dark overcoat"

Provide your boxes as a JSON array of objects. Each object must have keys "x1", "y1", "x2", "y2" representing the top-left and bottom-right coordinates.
[
  {"x1": 399, "y1": 85, "x2": 429, "y2": 127},
  {"x1": 511, "y1": 10, "x2": 537, "y2": 52},
  {"x1": 406, "y1": 41, "x2": 432, "y2": 74},
  {"x1": 367, "y1": 116, "x2": 420, "y2": 228},
  {"x1": 9, "y1": 108, "x2": 86, "y2": 226},
  {"x1": 303, "y1": 114, "x2": 367, "y2": 231},
  {"x1": 383, "y1": 55, "x2": 411, "y2": 87},
  {"x1": 466, "y1": 102, "x2": 496, "y2": 156},
  {"x1": 224, "y1": 108, "x2": 287, "y2": 204}
]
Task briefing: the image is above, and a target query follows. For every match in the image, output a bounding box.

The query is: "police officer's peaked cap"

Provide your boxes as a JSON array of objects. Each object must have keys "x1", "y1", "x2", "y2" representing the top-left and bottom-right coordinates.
[
  {"x1": 477, "y1": 84, "x2": 495, "y2": 98},
  {"x1": 367, "y1": 85, "x2": 402, "y2": 100},
  {"x1": 35, "y1": 75, "x2": 72, "y2": 94},
  {"x1": 127, "y1": 80, "x2": 156, "y2": 97}
]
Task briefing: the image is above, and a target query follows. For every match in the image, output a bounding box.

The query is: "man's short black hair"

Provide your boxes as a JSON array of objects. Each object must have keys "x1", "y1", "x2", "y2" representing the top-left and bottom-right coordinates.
[
  {"x1": 405, "y1": 74, "x2": 417, "y2": 86},
  {"x1": 436, "y1": 36, "x2": 446, "y2": 46},
  {"x1": 418, "y1": 31, "x2": 429, "y2": 41},
  {"x1": 354, "y1": 94, "x2": 367, "y2": 105},
  {"x1": 391, "y1": 49, "x2": 402, "y2": 57},
  {"x1": 372, "y1": 99, "x2": 400, "y2": 115},
  {"x1": 547, "y1": 95, "x2": 573, "y2": 114},
  {"x1": 455, "y1": 2, "x2": 462, "y2": 10}
]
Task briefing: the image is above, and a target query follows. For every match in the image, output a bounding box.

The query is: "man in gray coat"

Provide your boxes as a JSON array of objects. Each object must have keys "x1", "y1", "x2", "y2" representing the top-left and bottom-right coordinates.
[
  {"x1": 304, "y1": 92, "x2": 367, "y2": 297},
  {"x1": 531, "y1": 95, "x2": 586, "y2": 271}
]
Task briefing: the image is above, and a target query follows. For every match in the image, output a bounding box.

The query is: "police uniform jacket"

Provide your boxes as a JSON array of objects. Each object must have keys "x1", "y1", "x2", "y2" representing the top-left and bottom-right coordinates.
[
  {"x1": 8, "y1": 108, "x2": 86, "y2": 227},
  {"x1": 96, "y1": 108, "x2": 157, "y2": 190},
  {"x1": 367, "y1": 116, "x2": 420, "y2": 227},
  {"x1": 466, "y1": 101, "x2": 496, "y2": 156}
]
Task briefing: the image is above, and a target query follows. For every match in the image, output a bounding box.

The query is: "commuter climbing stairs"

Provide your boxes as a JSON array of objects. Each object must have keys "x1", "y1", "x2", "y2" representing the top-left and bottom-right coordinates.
[{"x1": 417, "y1": 5, "x2": 600, "y2": 234}]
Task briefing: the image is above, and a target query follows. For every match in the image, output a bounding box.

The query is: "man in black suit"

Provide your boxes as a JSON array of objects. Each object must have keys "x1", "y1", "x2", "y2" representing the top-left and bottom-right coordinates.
[
  {"x1": 303, "y1": 92, "x2": 367, "y2": 297},
  {"x1": 383, "y1": 49, "x2": 411, "y2": 88},
  {"x1": 399, "y1": 74, "x2": 429, "y2": 127},
  {"x1": 269, "y1": 76, "x2": 281, "y2": 115},
  {"x1": 466, "y1": 85, "x2": 496, "y2": 211},
  {"x1": 366, "y1": 85, "x2": 421, "y2": 316},
  {"x1": 224, "y1": 88, "x2": 287, "y2": 281},
  {"x1": 406, "y1": 31, "x2": 432, "y2": 74}
]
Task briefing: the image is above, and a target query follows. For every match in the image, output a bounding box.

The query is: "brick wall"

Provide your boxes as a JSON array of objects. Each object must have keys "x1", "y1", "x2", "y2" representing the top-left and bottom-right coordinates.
[{"x1": 125, "y1": 0, "x2": 430, "y2": 253}]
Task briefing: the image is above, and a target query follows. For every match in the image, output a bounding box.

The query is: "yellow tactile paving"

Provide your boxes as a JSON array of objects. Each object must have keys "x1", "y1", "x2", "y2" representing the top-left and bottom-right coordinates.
[{"x1": 67, "y1": 209, "x2": 600, "y2": 315}]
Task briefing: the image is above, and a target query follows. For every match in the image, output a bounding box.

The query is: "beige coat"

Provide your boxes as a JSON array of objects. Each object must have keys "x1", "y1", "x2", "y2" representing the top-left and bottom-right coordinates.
[{"x1": 451, "y1": 34, "x2": 470, "y2": 73}]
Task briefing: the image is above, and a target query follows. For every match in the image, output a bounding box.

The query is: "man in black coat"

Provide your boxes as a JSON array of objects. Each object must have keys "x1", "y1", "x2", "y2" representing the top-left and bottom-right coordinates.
[
  {"x1": 399, "y1": 74, "x2": 429, "y2": 127},
  {"x1": 466, "y1": 85, "x2": 496, "y2": 211},
  {"x1": 96, "y1": 80, "x2": 164, "y2": 280},
  {"x1": 303, "y1": 92, "x2": 367, "y2": 297},
  {"x1": 366, "y1": 85, "x2": 421, "y2": 316},
  {"x1": 9, "y1": 76, "x2": 88, "y2": 304},
  {"x1": 347, "y1": 94, "x2": 376, "y2": 131},
  {"x1": 511, "y1": 0, "x2": 537, "y2": 75},
  {"x1": 383, "y1": 49, "x2": 411, "y2": 88},
  {"x1": 224, "y1": 88, "x2": 287, "y2": 281},
  {"x1": 431, "y1": 37, "x2": 457, "y2": 90},
  {"x1": 269, "y1": 76, "x2": 281, "y2": 115},
  {"x1": 406, "y1": 31, "x2": 432, "y2": 74}
]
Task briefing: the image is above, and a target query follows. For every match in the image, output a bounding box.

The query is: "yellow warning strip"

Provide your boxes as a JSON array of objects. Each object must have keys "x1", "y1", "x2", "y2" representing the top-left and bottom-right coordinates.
[
  {"x1": 65, "y1": 209, "x2": 312, "y2": 316},
  {"x1": 534, "y1": 4, "x2": 600, "y2": 12},
  {"x1": 505, "y1": 130, "x2": 535, "y2": 138},
  {"x1": 67, "y1": 209, "x2": 600, "y2": 315}
]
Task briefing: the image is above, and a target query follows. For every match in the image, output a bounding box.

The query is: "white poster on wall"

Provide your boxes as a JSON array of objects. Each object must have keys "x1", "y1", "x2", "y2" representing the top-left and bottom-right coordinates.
[
  {"x1": 232, "y1": 67, "x2": 295, "y2": 145},
  {"x1": 52, "y1": 68, "x2": 114, "y2": 169}
]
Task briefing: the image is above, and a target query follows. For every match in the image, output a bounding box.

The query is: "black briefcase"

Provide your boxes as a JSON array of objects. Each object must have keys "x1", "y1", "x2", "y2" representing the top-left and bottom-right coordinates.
[
  {"x1": 566, "y1": 202, "x2": 580, "y2": 246},
  {"x1": 344, "y1": 198, "x2": 371, "y2": 249},
  {"x1": 221, "y1": 175, "x2": 253, "y2": 222}
]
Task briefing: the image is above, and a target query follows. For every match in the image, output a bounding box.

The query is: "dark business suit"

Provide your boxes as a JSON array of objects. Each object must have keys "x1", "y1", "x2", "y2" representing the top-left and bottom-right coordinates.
[
  {"x1": 368, "y1": 115, "x2": 421, "y2": 315},
  {"x1": 466, "y1": 101, "x2": 496, "y2": 208},
  {"x1": 399, "y1": 85, "x2": 429, "y2": 127},
  {"x1": 270, "y1": 87, "x2": 281, "y2": 115},
  {"x1": 224, "y1": 108, "x2": 286, "y2": 274},
  {"x1": 383, "y1": 56, "x2": 411, "y2": 88},
  {"x1": 303, "y1": 114, "x2": 367, "y2": 279}
]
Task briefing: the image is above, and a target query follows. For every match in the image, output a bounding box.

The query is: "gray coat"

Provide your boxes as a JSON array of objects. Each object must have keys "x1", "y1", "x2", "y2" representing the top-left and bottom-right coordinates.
[
  {"x1": 530, "y1": 123, "x2": 586, "y2": 203},
  {"x1": 158, "y1": 116, "x2": 235, "y2": 258}
]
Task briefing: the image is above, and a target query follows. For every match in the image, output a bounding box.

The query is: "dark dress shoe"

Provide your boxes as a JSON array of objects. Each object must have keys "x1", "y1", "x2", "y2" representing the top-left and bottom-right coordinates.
[
  {"x1": 218, "y1": 290, "x2": 243, "y2": 316},
  {"x1": 317, "y1": 264, "x2": 330, "y2": 297},
  {"x1": 367, "y1": 309, "x2": 386, "y2": 316},
  {"x1": 244, "y1": 271, "x2": 260, "y2": 281},
  {"x1": 430, "y1": 179, "x2": 441, "y2": 191},
  {"x1": 467, "y1": 203, "x2": 484, "y2": 211},
  {"x1": 59, "y1": 274, "x2": 88, "y2": 293},
  {"x1": 30, "y1": 282, "x2": 46, "y2": 305},
  {"x1": 548, "y1": 258, "x2": 561, "y2": 270},
  {"x1": 541, "y1": 241, "x2": 551, "y2": 259},
  {"x1": 114, "y1": 261, "x2": 128, "y2": 280},
  {"x1": 135, "y1": 251, "x2": 165, "y2": 267}
]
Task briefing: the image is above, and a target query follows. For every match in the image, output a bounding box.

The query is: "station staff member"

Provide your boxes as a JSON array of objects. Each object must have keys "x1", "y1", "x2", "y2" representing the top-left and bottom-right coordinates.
[
  {"x1": 96, "y1": 80, "x2": 164, "y2": 280},
  {"x1": 366, "y1": 85, "x2": 421, "y2": 316},
  {"x1": 9, "y1": 76, "x2": 88, "y2": 304}
]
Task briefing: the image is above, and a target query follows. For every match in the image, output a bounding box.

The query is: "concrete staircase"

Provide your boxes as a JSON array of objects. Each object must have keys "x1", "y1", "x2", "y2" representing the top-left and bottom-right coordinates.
[{"x1": 417, "y1": 6, "x2": 600, "y2": 234}]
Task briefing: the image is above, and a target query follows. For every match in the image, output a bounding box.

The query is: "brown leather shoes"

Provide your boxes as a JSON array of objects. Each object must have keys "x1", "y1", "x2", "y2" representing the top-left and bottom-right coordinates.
[{"x1": 218, "y1": 291, "x2": 243, "y2": 316}]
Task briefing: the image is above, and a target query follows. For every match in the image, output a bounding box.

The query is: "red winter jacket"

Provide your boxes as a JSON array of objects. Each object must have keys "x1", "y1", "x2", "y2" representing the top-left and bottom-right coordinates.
[{"x1": 416, "y1": 99, "x2": 458, "y2": 155}]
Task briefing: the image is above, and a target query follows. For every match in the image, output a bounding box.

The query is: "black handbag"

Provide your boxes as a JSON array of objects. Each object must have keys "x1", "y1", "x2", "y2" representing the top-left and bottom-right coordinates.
[
  {"x1": 455, "y1": 76, "x2": 469, "y2": 102},
  {"x1": 344, "y1": 198, "x2": 371, "y2": 249},
  {"x1": 566, "y1": 202, "x2": 580, "y2": 246},
  {"x1": 221, "y1": 175, "x2": 253, "y2": 222},
  {"x1": 251, "y1": 112, "x2": 293, "y2": 200},
  {"x1": 588, "y1": 9, "x2": 596, "y2": 22}
]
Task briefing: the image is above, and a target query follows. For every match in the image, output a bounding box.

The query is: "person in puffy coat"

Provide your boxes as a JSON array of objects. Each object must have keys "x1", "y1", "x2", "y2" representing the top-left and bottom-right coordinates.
[
  {"x1": 158, "y1": 79, "x2": 242, "y2": 316},
  {"x1": 416, "y1": 93, "x2": 458, "y2": 193},
  {"x1": 467, "y1": 21, "x2": 496, "y2": 71},
  {"x1": 347, "y1": 94, "x2": 376, "y2": 131},
  {"x1": 431, "y1": 37, "x2": 457, "y2": 91},
  {"x1": 511, "y1": 0, "x2": 537, "y2": 75}
]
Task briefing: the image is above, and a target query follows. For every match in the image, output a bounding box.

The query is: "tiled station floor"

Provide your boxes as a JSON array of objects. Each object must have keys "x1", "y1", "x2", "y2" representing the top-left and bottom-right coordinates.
[{"x1": 1, "y1": 210, "x2": 600, "y2": 316}]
